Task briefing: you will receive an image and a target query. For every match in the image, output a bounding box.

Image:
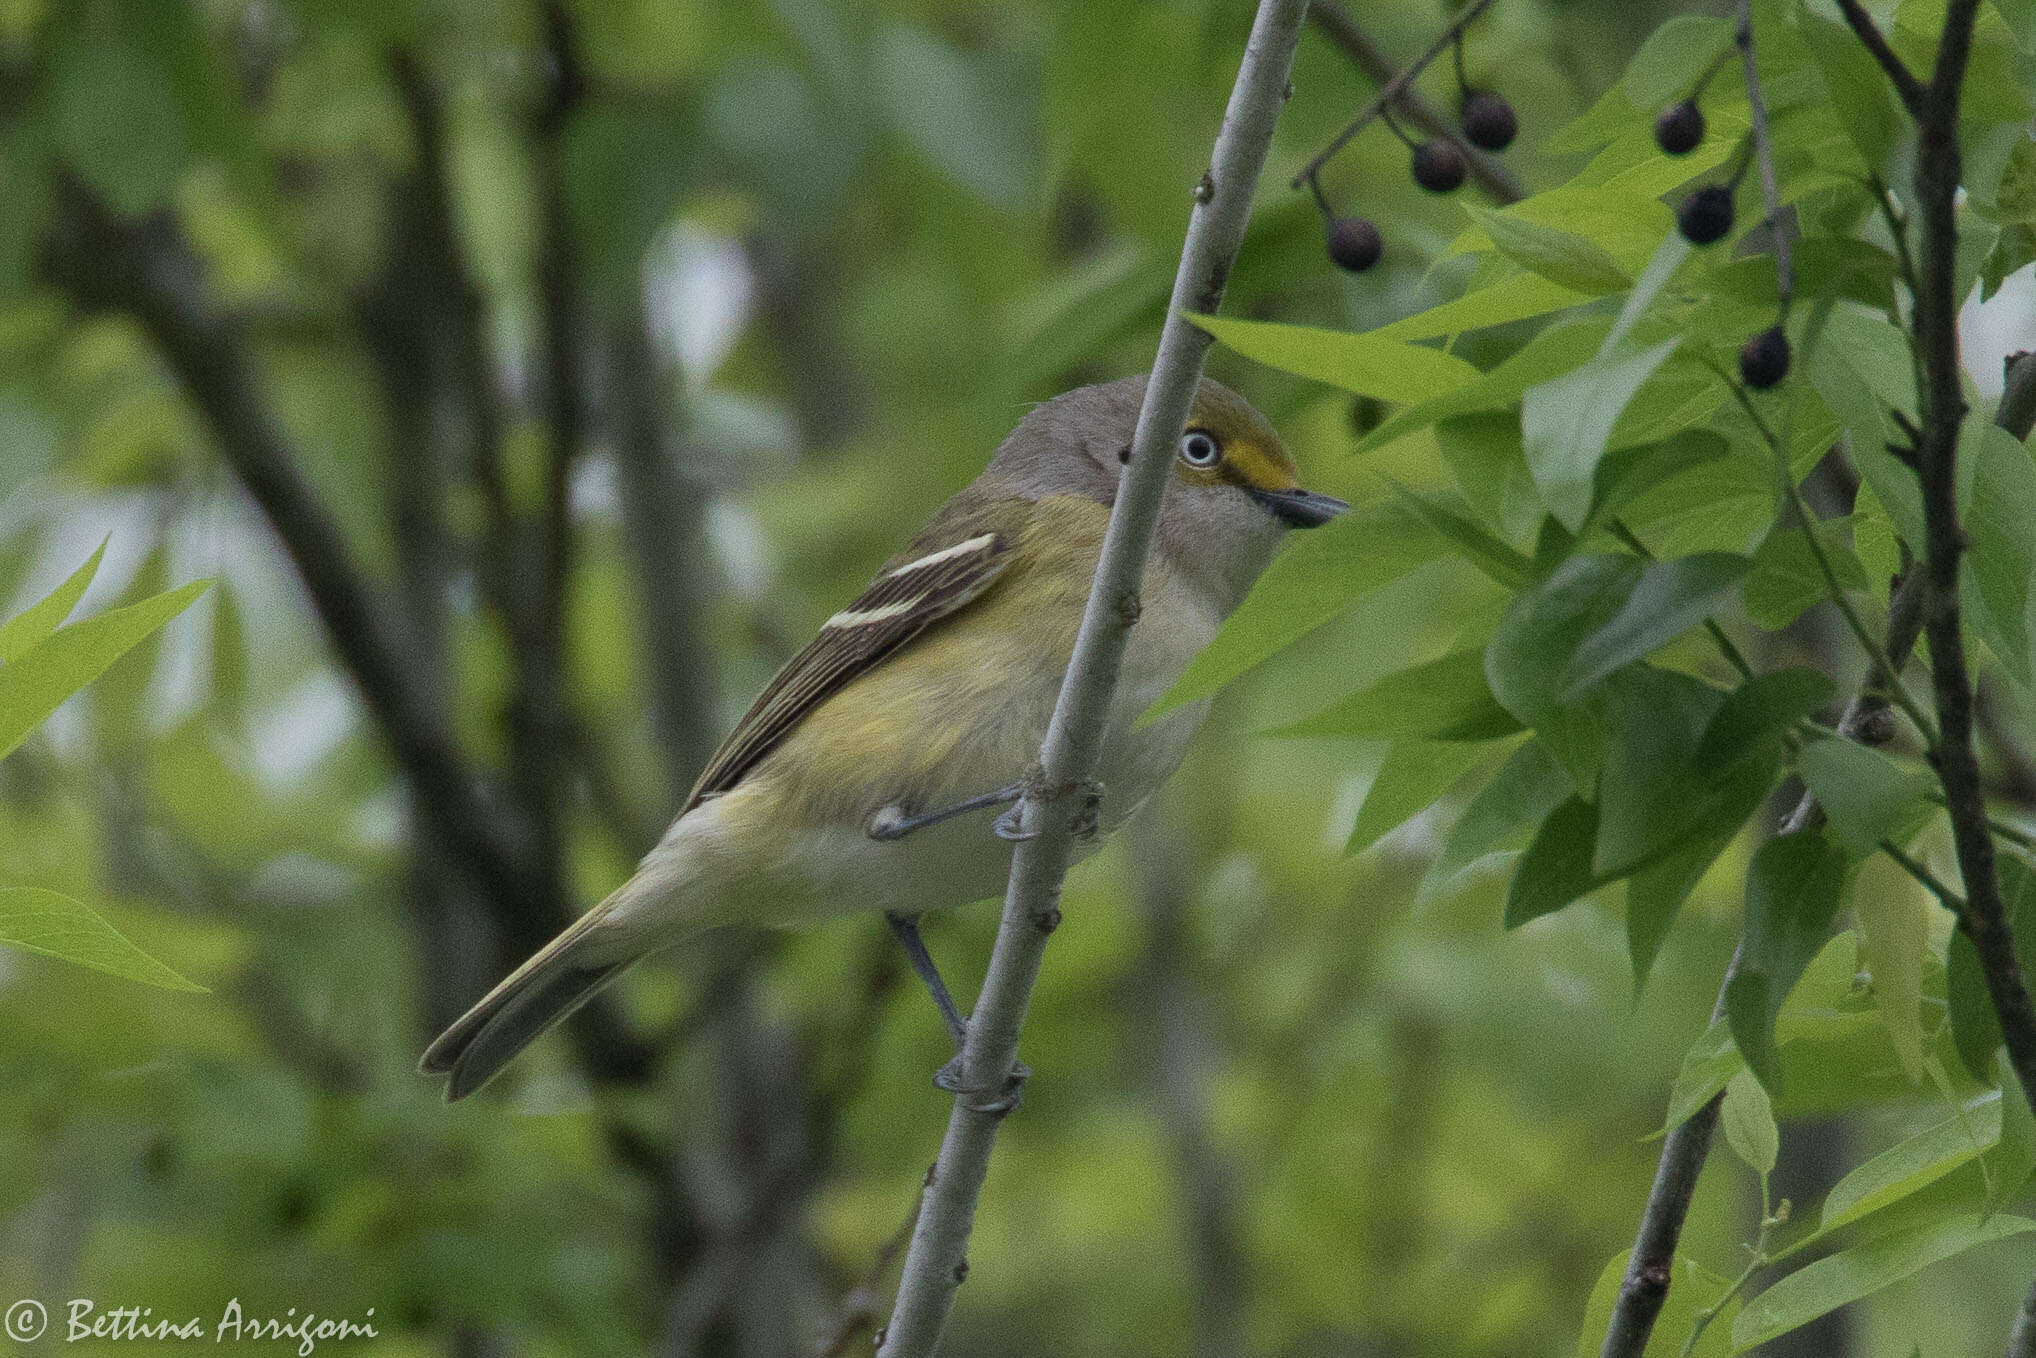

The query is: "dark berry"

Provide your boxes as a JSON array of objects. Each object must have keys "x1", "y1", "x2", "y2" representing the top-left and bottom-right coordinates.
[
  {"x1": 1460, "y1": 91, "x2": 1517, "y2": 152},
  {"x1": 1326, "y1": 216, "x2": 1383, "y2": 272},
  {"x1": 1655, "y1": 100, "x2": 1705, "y2": 156},
  {"x1": 1411, "y1": 140, "x2": 1467, "y2": 193},
  {"x1": 1677, "y1": 185, "x2": 1734, "y2": 245},
  {"x1": 1739, "y1": 326, "x2": 1791, "y2": 389}
]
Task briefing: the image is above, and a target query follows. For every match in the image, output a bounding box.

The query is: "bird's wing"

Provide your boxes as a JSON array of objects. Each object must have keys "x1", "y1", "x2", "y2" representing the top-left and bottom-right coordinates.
[{"x1": 681, "y1": 504, "x2": 1020, "y2": 811}]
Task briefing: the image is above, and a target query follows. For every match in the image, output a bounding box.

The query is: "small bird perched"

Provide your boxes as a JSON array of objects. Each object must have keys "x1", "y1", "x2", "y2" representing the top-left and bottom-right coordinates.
[{"x1": 423, "y1": 375, "x2": 1345, "y2": 1100}]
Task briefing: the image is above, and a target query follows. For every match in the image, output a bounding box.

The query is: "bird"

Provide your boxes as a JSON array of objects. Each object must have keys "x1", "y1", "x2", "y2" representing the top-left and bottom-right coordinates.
[{"x1": 422, "y1": 374, "x2": 1347, "y2": 1100}]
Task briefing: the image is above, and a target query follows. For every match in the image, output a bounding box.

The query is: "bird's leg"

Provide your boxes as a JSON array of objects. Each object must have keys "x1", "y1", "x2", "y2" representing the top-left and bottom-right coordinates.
[
  {"x1": 885, "y1": 911, "x2": 969, "y2": 1050},
  {"x1": 884, "y1": 912, "x2": 1031, "y2": 1111},
  {"x1": 865, "y1": 784, "x2": 1024, "y2": 842}
]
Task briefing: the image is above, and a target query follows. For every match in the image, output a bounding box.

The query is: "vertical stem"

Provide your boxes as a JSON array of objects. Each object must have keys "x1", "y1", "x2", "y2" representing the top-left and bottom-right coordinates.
[
  {"x1": 1734, "y1": 0, "x2": 1792, "y2": 304},
  {"x1": 875, "y1": 3, "x2": 1309, "y2": 1352}
]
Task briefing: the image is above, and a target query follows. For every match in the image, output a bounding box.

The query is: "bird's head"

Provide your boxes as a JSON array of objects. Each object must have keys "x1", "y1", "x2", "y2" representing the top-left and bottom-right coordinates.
[{"x1": 986, "y1": 374, "x2": 1348, "y2": 611}]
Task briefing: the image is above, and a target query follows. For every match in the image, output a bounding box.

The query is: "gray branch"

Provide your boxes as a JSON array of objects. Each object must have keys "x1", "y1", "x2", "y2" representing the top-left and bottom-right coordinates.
[
  {"x1": 874, "y1": 3, "x2": 1309, "y2": 1352},
  {"x1": 1735, "y1": 0, "x2": 1793, "y2": 304}
]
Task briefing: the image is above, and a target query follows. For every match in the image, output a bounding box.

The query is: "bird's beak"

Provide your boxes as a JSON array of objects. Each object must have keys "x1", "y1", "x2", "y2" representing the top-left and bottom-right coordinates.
[{"x1": 1248, "y1": 486, "x2": 1350, "y2": 528}]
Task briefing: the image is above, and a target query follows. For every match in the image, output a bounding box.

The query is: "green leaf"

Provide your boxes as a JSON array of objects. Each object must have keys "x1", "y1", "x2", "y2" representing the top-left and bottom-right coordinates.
[
  {"x1": 1369, "y1": 272, "x2": 1589, "y2": 345},
  {"x1": 1623, "y1": 15, "x2": 1734, "y2": 110},
  {"x1": 1666, "y1": 1018, "x2": 1742, "y2": 1131},
  {"x1": 1797, "y1": 738, "x2": 1936, "y2": 857},
  {"x1": 1602, "y1": 669, "x2": 1785, "y2": 980},
  {"x1": 1559, "y1": 553, "x2": 1752, "y2": 699},
  {"x1": 1188, "y1": 313, "x2": 1481, "y2": 406},
  {"x1": 1359, "y1": 316, "x2": 1613, "y2": 454},
  {"x1": 1431, "y1": 739, "x2": 1572, "y2": 882},
  {"x1": 0, "y1": 580, "x2": 209, "y2": 762},
  {"x1": 1981, "y1": 224, "x2": 2036, "y2": 303},
  {"x1": 1963, "y1": 424, "x2": 2036, "y2": 684},
  {"x1": 1987, "y1": 1057, "x2": 2036, "y2": 1217},
  {"x1": 1489, "y1": 554, "x2": 1645, "y2": 719},
  {"x1": 1812, "y1": 1097, "x2": 2002, "y2": 1241},
  {"x1": 1346, "y1": 740, "x2": 1487, "y2": 856},
  {"x1": 1594, "y1": 667, "x2": 1726, "y2": 875},
  {"x1": 1727, "y1": 832, "x2": 1851, "y2": 1088},
  {"x1": 1576, "y1": 1249, "x2": 1740, "y2": 1358},
  {"x1": 1976, "y1": 140, "x2": 2036, "y2": 227},
  {"x1": 1505, "y1": 795, "x2": 1601, "y2": 927},
  {"x1": 1436, "y1": 413, "x2": 1542, "y2": 542},
  {"x1": 1993, "y1": 0, "x2": 2036, "y2": 50},
  {"x1": 1586, "y1": 430, "x2": 1733, "y2": 536},
  {"x1": 1149, "y1": 503, "x2": 1445, "y2": 717},
  {"x1": 1603, "y1": 231, "x2": 1694, "y2": 352},
  {"x1": 872, "y1": 23, "x2": 1036, "y2": 208},
  {"x1": 1732, "y1": 1214, "x2": 2036, "y2": 1350},
  {"x1": 1386, "y1": 483, "x2": 1534, "y2": 590},
  {"x1": 1853, "y1": 852, "x2": 1931, "y2": 1082},
  {"x1": 0, "y1": 887, "x2": 205, "y2": 991},
  {"x1": 1741, "y1": 524, "x2": 1871, "y2": 631},
  {"x1": 1628, "y1": 824, "x2": 1739, "y2": 993},
  {"x1": 1274, "y1": 649, "x2": 1520, "y2": 742},
  {"x1": 1798, "y1": 12, "x2": 1901, "y2": 170},
  {"x1": 1722, "y1": 1067, "x2": 1780, "y2": 1176},
  {"x1": 1697, "y1": 669, "x2": 1837, "y2": 768},
  {"x1": 1523, "y1": 338, "x2": 1683, "y2": 530},
  {"x1": 1463, "y1": 205, "x2": 1632, "y2": 295},
  {"x1": 0, "y1": 538, "x2": 106, "y2": 663}
]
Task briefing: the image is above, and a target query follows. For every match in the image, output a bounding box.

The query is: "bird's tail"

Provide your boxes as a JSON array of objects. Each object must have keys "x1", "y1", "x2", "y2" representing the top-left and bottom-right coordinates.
[{"x1": 420, "y1": 892, "x2": 643, "y2": 1102}]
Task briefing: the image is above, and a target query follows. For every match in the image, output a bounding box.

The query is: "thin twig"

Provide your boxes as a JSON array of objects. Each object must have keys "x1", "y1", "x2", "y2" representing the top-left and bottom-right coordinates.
[
  {"x1": 1304, "y1": 0, "x2": 1524, "y2": 203},
  {"x1": 1833, "y1": 0, "x2": 1926, "y2": 114},
  {"x1": 1882, "y1": 840, "x2": 1967, "y2": 911},
  {"x1": 1291, "y1": 0, "x2": 1499, "y2": 190},
  {"x1": 1734, "y1": 0, "x2": 1793, "y2": 307},
  {"x1": 876, "y1": 4, "x2": 1309, "y2": 1352},
  {"x1": 1710, "y1": 362, "x2": 1938, "y2": 740},
  {"x1": 816, "y1": 1194, "x2": 923, "y2": 1358},
  {"x1": 1608, "y1": 518, "x2": 1754, "y2": 681}
]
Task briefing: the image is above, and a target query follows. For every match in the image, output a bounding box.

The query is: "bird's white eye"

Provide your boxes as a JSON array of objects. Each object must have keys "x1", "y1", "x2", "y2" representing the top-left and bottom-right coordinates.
[{"x1": 1178, "y1": 430, "x2": 1221, "y2": 467}]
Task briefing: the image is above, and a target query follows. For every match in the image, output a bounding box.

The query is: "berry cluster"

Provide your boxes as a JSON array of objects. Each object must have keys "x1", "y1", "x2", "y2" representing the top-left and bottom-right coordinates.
[
  {"x1": 1652, "y1": 62, "x2": 1793, "y2": 389},
  {"x1": 1316, "y1": 29, "x2": 1517, "y2": 274}
]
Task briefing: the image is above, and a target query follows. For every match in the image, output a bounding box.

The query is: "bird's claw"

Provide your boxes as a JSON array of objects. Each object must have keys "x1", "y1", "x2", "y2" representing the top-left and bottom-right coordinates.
[
  {"x1": 935, "y1": 1057, "x2": 1031, "y2": 1115},
  {"x1": 992, "y1": 804, "x2": 1035, "y2": 841}
]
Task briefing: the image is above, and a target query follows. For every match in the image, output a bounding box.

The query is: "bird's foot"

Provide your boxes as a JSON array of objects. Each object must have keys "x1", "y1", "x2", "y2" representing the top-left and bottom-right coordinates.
[
  {"x1": 991, "y1": 802, "x2": 1034, "y2": 841},
  {"x1": 991, "y1": 778, "x2": 1104, "y2": 843},
  {"x1": 935, "y1": 1056, "x2": 1032, "y2": 1116}
]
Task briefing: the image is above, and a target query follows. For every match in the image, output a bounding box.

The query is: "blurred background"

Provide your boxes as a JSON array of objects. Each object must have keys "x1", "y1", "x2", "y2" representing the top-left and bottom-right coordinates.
[{"x1": 3, "y1": 0, "x2": 2034, "y2": 1355}]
